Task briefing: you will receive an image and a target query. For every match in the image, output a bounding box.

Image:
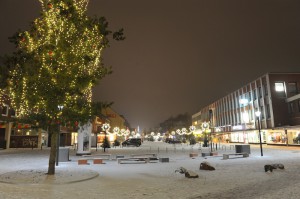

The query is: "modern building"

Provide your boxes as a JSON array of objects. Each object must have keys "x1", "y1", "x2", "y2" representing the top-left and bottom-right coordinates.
[{"x1": 192, "y1": 72, "x2": 300, "y2": 146}]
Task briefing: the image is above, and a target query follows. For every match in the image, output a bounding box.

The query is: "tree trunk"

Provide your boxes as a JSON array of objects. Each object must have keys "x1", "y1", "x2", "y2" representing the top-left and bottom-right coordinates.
[{"x1": 48, "y1": 131, "x2": 57, "y2": 175}]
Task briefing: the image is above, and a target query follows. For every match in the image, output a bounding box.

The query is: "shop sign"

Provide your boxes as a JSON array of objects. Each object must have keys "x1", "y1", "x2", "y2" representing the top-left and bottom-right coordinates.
[{"x1": 232, "y1": 125, "x2": 243, "y2": 130}]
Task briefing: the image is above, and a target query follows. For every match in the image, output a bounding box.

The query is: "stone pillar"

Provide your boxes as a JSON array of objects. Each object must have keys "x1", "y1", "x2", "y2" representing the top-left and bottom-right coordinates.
[
  {"x1": 38, "y1": 128, "x2": 42, "y2": 149},
  {"x1": 76, "y1": 122, "x2": 92, "y2": 155},
  {"x1": 5, "y1": 122, "x2": 12, "y2": 149}
]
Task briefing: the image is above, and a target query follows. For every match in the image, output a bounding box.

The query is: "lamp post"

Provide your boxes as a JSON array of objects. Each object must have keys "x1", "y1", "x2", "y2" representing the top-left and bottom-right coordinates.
[
  {"x1": 201, "y1": 122, "x2": 209, "y2": 147},
  {"x1": 255, "y1": 111, "x2": 263, "y2": 156},
  {"x1": 209, "y1": 109, "x2": 213, "y2": 152},
  {"x1": 56, "y1": 105, "x2": 64, "y2": 166},
  {"x1": 101, "y1": 123, "x2": 110, "y2": 152}
]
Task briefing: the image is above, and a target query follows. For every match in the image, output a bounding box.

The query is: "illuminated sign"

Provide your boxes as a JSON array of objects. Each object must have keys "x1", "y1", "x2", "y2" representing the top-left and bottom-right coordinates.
[{"x1": 232, "y1": 125, "x2": 243, "y2": 130}]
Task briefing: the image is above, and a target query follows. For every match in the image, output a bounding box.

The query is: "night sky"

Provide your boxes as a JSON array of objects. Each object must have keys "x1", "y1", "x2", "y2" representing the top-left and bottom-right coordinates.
[{"x1": 1, "y1": 0, "x2": 300, "y2": 130}]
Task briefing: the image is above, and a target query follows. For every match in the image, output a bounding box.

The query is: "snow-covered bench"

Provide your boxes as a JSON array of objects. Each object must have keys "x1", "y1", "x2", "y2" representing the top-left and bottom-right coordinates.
[
  {"x1": 130, "y1": 153, "x2": 157, "y2": 157},
  {"x1": 82, "y1": 154, "x2": 112, "y2": 160},
  {"x1": 118, "y1": 157, "x2": 150, "y2": 164},
  {"x1": 223, "y1": 153, "x2": 249, "y2": 160}
]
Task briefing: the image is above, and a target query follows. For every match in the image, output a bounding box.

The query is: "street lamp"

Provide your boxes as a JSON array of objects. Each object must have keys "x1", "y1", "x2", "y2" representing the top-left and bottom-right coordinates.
[
  {"x1": 255, "y1": 111, "x2": 263, "y2": 156},
  {"x1": 56, "y1": 105, "x2": 64, "y2": 166},
  {"x1": 101, "y1": 123, "x2": 110, "y2": 152},
  {"x1": 209, "y1": 109, "x2": 213, "y2": 152},
  {"x1": 201, "y1": 122, "x2": 209, "y2": 147}
]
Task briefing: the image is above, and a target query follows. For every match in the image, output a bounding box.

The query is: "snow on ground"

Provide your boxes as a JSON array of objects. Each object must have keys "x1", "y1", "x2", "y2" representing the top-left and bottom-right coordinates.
[{"x1": 0, "y1": 142, "x2": 299, "y2": 199}]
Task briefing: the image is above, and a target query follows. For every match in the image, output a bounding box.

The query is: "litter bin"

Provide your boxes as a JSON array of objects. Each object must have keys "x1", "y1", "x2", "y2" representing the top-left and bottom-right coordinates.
[
  {"x1": 235, "y1": 144, "x2": 250, "y2": 154},
  {"x1": 58, "y1": 147, "x2": 70, "y2": 162}
]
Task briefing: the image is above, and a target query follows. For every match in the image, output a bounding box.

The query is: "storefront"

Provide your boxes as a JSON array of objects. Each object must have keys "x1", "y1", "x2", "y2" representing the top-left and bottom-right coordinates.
[
  {"x1": 230, "y1": 130, "x2": 266, "y2": 144},
  {"x1": 10, "y1": 127, "x2": 39, "y2": 148},
  {"x1": 266, "y1": 128, "x2": 300, "y2": 146}
]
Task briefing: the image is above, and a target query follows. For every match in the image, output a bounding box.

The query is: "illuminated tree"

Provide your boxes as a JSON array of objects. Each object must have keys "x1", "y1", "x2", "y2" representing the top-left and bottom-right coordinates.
[{"x1": 2, "y1": 0, "x2": 124, "y2": 174}]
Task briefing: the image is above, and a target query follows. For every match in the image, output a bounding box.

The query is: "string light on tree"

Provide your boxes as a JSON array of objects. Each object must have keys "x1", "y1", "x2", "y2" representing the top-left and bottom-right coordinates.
[{"x1": 4, "y1": 0, "x2": 124, "y2": 175}]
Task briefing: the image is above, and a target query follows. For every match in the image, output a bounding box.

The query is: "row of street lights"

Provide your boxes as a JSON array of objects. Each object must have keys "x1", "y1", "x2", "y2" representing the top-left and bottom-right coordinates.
[{"x1": 96, "y1": 112, "x2": 263, "y2": 157}]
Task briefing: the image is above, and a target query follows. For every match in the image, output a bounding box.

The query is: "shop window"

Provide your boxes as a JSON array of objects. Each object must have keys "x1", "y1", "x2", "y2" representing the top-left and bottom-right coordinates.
[{"x1": 293, "y1": 132, "x2": 300, "y2": 144}]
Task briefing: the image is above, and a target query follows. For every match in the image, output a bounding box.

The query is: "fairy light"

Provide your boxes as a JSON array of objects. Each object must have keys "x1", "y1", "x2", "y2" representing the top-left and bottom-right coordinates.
[{"x1": 8, "y1": 0, "x2": 112, "y2": 123}]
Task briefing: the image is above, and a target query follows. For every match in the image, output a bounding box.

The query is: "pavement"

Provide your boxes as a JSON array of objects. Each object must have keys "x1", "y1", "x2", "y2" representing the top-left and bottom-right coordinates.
[
  {"x1": 0, "y1": 147, "x2": 100, "y2": 185},
  {"x1": 0, "y1": 142, "x2": 298, "y2": 185},
  {"x1": 0, "y1": 142, "x2": 300, "y2": 199}
]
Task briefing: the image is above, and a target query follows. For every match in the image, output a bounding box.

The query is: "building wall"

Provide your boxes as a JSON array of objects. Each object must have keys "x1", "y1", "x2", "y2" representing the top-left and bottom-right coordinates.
[
  {"x1": 268, "y1": 73, "x2": 300, "y2": 127},
  {"x1": 192, "y1": 72, "x2": 300, "y2": 146}
]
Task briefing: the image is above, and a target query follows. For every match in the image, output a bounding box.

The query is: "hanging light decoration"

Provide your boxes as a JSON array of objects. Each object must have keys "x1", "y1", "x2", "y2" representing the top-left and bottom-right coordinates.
[{"x1": 176, "y1": 129, "x2": 182, "y2": 135}]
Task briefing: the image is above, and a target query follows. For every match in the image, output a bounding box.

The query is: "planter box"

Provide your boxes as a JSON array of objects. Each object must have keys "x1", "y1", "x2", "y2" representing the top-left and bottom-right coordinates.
[
  {"x1": 93, "y1": 158, "x2": 103, "y2": 164},
  {"x1": 189, "y1": 153, "x2": 198, "y2": 157}
]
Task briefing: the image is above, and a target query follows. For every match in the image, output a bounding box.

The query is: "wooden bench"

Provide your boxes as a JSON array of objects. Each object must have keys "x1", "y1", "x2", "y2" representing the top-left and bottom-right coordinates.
[
  {"x1": 223, "y1": 153, "x2": 249, "y2": 160},
  {"x1": 117, "y1": 157, "x2": 150, "y2": 164}
]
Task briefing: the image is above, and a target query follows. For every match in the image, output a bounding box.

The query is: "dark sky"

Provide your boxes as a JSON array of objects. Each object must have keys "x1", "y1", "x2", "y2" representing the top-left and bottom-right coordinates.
[{"x1": 1, "y1": 0, "x2": 300, "y2": 130}]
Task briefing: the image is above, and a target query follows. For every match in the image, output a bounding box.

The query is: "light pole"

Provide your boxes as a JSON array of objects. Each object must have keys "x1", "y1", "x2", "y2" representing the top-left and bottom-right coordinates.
[
  {"x1": 209, "y1": 109, "x2": 213, "y2": 152},
  {"x1": 255, "y1": 111, "x2": 263, "y2": 156},
  {"x1": 56, "y1": 105, "x2": 64, "y2": 166},
  {"x1": 101, "y1": 123, "x2": 110, "y2": 152},
  {"x1": 201, "y1": 122, "x2": 209, "y2": 147}
]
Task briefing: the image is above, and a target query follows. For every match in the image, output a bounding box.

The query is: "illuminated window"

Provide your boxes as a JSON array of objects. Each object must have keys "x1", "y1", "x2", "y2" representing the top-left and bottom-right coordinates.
[{"x1": 275, "y1": 82, "x2": 285, "y2": 92}]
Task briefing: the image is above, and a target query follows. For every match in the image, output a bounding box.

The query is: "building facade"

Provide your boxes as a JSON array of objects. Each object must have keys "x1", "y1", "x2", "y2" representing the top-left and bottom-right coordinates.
[
  {"x1": 192, "y1": 73, "x2": 300, "y2": 146},
  {"x1": 1, "y1": 88, "x2": 128, "y2": 149}
]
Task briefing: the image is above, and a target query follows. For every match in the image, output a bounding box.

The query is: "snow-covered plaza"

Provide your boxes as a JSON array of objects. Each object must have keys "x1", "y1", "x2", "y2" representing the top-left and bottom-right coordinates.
[{"x1": 0, "y1": 142, "x2": 299, "y2": 199}]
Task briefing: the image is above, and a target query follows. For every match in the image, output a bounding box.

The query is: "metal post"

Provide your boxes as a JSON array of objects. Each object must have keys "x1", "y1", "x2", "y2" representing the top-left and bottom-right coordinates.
[
  {"x1": 103, "y1": 131, "x2": 106, "y2": 152},
  {"x1": 96, "y1": 132, "x2": 98, "y2": 151},
  {"x1": 56, "y1": 124, "x2": 60, "y2": 166},
  {"x1": 209, "y1": 109, "x2": 213, "y2": 152},
  {"x1": 257, "y1": 117, "x2": 263, "y2": 156}
]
